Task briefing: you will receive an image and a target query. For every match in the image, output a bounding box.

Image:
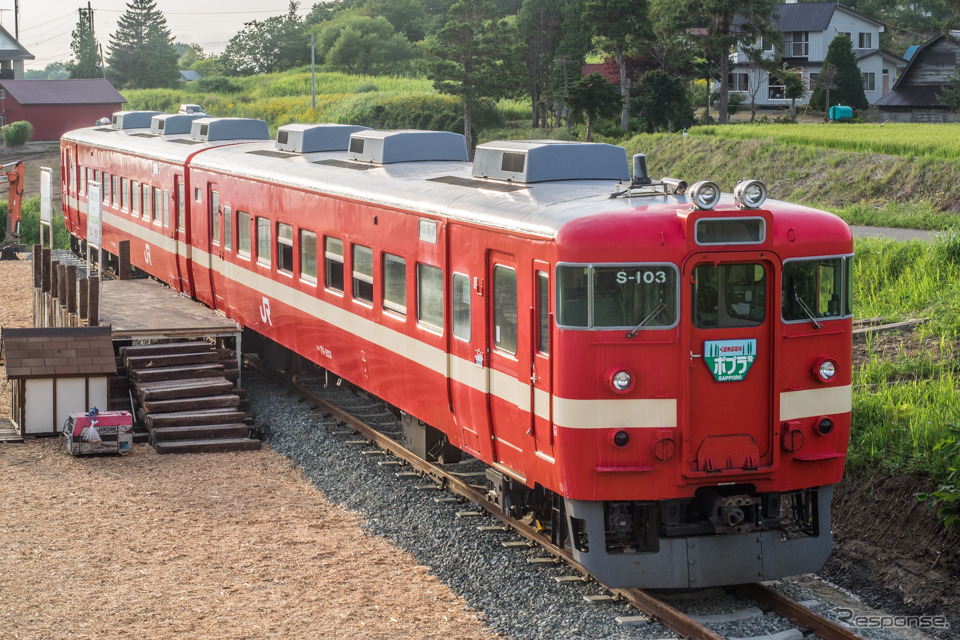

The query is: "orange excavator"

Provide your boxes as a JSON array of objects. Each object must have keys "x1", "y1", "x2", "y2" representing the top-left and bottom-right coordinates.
[{"x1": 1, "y1": 161, "x2": 25, "y2": 259}]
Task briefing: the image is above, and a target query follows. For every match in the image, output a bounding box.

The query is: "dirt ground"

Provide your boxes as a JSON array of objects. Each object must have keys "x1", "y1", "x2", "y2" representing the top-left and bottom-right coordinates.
[{"x1": 0, "y1": 259, "x2": 495, "y2": 640}]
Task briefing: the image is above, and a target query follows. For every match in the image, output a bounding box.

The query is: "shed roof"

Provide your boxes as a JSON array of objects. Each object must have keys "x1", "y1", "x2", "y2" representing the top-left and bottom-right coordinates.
[
  {"x1": 0, "y1": 79, "x2": 126, "y2": 105},
  {"x1": 1, "y1": 327, "x2": 116, "y2": 379}
]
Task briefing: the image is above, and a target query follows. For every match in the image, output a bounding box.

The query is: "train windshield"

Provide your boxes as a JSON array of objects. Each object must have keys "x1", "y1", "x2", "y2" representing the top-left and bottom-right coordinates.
[
  {"x1": 782, "y1": 256, "x2": 853, "y2": 323},
  {"x1": 557, "y1": 264, "x2": 678, "y2": 329}
]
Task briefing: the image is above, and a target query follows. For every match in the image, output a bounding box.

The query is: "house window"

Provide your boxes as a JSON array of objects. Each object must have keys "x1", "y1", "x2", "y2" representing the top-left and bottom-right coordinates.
[
  {"x1": 300, "y1": 230, "x2": 317, "y2": 283},
  {"x1": 256, "y1": 216, "x2": 271, "y2": 266},
  {"x1": 784, "y1": 32, "x2": 809, "y2": 57},
  {"x1": 761, "y1": 37, "x2": 773, "y2": 52},
  {"x1": 277, "y1": 222, "x2": 293, "y2": 274},
  {"x1": 863, "y1": 72, "x2": 876, "y2": 92},
  {"x1": 858, "y1": 33, "x2": 872, "y2": 49},
  {"x1": 808, "y1": 72, "x2": 820, "y2": 90},
  {"x1": 730, "y1": 73, "x2": 749, "y2": 92},
  {"x1": 768, "y1": 76, "x2": 785, "y2": 100}
]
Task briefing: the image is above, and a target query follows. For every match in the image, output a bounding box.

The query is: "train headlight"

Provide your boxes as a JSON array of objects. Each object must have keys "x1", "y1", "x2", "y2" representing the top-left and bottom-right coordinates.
[
  {"x1": 607, "y1": 368, "x2": 635, "y2": 394},
  {"x1": 813, "y1": 357, "x2": 838, "y2": 383},
  {"x1": 688, "y1": 180, "x2": 721, "y2": 210},
  {"x1": 733, "y1": 179, "x2": 767, "y2": 209},
  {"x1": 816, "y1": 417, "x2": 835, "y2": 436},
  {"x1": 612, "y1": 430, "x2": 630, "y2": 447}
]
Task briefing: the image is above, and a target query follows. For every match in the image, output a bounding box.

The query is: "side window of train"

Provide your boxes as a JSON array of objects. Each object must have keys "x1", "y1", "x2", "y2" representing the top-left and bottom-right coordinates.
[
  {"x1": 277, "y1": 223, "x2": 294, "y2": 275},
  {"x1": 223, "y1": 207, "x2": 232, "y2": 250},
  {"x1": 452, "y1": 273, "x2": 470, "y2": 341},
  {"x1": 176, "y1": 181, "x2": 185, "y2": 229},
  {"x1": 237, "y1": 211, "x2": 251, "y2": 258},
  {"x1": 80, "y1": 166, "x2": 86, "y2": 195},
  {"x1": 162, "y1": 189, "x2": 170, "y2": 228},
  {"x1": 121, "y1": 178, "x2": 128, "y2": 212},
  {"x1": 102, "y1": 173, "x2": 110, "y2": 204},
  {"x1": 141, "y1": 184, "x2": 151, "y2": 221},
  {"x1": 131, "y1": 181, "x2": 139, "y2": 216},
  {"x1": 153, "y1": 187, "x2": 162, "y2": 224},
  {"x1": 352, "y1": 245, "x2": 374, "y2": 304},
  {"x1": 300, "y1": 230, "x2": 317, "y2": 284},
  {"x1": 324, "y1": 237, "x2": 344, "y2": 292},
  {"x1": 383, "y1": 253, "x2": 406, "y2": 315},
  {"x1": 112, "y1": 176, "x2": 119, "y2": 208},
  {"x1": 417, "y1": 264, "x2": 443, "y2": 331},
  {"x1": 211, "y1": 191, "x2": 220, "y2": 244},
  {"x1": 537, "y1": 271, "x2": 549, "y2": 354},
  {"x1": 493, "y1": 265, "x2": 518, "y2": 354},
  {"x1": 256, "y1": 217, "x2": 271, "y2": 266}
]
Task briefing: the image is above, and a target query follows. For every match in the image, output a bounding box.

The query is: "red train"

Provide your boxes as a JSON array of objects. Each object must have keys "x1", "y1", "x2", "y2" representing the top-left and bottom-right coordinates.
[{"x1": 61, "y1": 113, "x2": 853, "y2": 588}]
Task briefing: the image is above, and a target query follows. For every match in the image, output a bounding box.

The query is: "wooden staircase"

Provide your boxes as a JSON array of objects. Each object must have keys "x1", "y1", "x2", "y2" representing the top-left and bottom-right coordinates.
[{"x1": 122, "y1": 341, "x2": 261, "y2": 454}]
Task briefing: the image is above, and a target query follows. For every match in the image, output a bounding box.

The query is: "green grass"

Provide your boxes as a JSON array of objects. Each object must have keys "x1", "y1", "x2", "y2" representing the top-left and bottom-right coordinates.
[
  {"x1": 0, "y1": 197, "x2": 70, "y2": 249},
  {"x1": 849, "y1": 233, "x2": 960, "y2": 481},
  {"x1": 690, "y1": 123, "x2": 960, "y2": 161}
]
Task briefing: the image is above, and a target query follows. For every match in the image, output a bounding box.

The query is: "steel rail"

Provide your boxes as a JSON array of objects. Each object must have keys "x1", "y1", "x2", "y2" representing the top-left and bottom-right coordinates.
[{"x1": 245, "y1": 355, "x2": 861, "y2": 640}]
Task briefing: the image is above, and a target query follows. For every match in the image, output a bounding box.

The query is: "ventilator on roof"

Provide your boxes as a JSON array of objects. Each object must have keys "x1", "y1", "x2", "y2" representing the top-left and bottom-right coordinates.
[
  {"x1": 346, "y1": 130, "x2": 468, "y2": 164},
  {"x1": 190, "y1": 118, "x2": 270, "y2": 142},
  {"x1": 472, "y1": 140, "x2": 630, "y2": 183},
  {"x1": 111, "y1": 111, "x2": 163, "y2": 130},
  {"x1": 276, "y1": 123, "x2": 370, "y2": 153},
  {"x1": 151, "y1": 114, "x2": 207, "y2": 135}
]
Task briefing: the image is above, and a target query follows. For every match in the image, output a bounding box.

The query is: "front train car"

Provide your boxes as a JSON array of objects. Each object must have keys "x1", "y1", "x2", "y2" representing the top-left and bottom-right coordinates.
[{"x1": 549, "y1": 161, "x2": 852, "y2": 588}]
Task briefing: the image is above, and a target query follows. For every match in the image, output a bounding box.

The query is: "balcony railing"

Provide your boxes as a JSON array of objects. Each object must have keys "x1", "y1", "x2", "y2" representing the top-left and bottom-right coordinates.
[{"x1": 784, "y1": 41, "x2": 809, "y2": 58}]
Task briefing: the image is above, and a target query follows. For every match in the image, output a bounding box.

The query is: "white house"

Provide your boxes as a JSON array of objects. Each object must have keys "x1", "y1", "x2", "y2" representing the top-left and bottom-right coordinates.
[{"x1": 730, "y1": 1, "x2": 903, "y2": 107}]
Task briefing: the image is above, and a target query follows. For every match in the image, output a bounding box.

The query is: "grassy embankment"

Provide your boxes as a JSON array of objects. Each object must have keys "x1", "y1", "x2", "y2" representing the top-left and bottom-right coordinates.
[{"x1": 23, "y1": 69, "x2": 960, "y2": 523}]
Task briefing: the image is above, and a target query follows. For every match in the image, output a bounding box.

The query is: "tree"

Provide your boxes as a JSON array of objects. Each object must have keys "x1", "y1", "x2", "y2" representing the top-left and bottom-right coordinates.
[
  {"x1": 68, "y1": 12, "x2": 102, "y2": 79},
  {"x1": 809, "y1": 34, "x2": 869, "y2": 113},
  {"x1": 630, "y1": 70, "x2": 695, "y2": 133},
  {"x1": 429, "y1": 0, "x2": 517, "y2": 151},
  {"x1": 221, "y1": 3, "x2": 309, "y2": 76},
  {"x1": 811, "y1": 62, "x2": 838, "y2": 121},
  {"x1": 546, "y1": 0, "x2": 592, "y2": 131},
  {"x1": 582, "y1": 0, "x2": 651, "y2": 131},
  {"x1": 315, "y1": 14, "x2": 416, "y2": 75},
  {"x1": 363, "y1": 0, "x2": 430, "y2": 42},
  {"x1": 517, "y1": 0, "x2": 562, "y2": 127},
  {"x1": 567, "y1": 72, "x2": 621, "y2": 140},
  {"x1": 937, "y1": 70, "x2": 960, "y2": 113},
  {"x1": 106, "y1": 0, "x2": 179, "y2": 89},
  {"x1": 777, "y1": 65, "x2": 806, "y2": 121}
]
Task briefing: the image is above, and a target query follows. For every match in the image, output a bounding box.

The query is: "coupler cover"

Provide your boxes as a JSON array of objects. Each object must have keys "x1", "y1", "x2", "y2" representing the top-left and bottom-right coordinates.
[{"x1": 64, "y1": 410, "x2": 134, "y2": 456}]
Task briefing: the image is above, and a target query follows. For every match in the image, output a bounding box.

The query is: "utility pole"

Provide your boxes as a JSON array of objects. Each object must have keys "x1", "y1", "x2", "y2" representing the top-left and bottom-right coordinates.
[
  {"x1": 13, "y1": 0, "x2": 18, "y2": 40},
  {"x1": 79, "y1": 2, "x2": 95, "y2": 35}
]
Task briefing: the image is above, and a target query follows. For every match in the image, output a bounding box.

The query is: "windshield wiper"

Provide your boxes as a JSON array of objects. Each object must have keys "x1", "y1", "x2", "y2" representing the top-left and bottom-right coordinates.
[
  {"x1": 626, "y1": 301, "x2": 667, "y2": 338},
  {"x1": 794, "y1": 294, "x2": 823, "y2": 329}
]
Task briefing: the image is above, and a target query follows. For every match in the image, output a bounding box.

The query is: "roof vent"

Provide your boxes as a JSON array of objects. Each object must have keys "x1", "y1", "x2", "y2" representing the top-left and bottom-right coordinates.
[
  {"x1": 276, "y1": 123, "x2": 370, "y2": 153},
  {"x1": 150, "y1": 113, "x2": 207, "y2": 135},
  {"x1": 111, "y1": 111, "x2": 163, "y2": 130},
  {"x1": 472, "y1": 140, "x2": 630, "y2": 183},
  {"x1": 347, "y1": 130, "x2": 468, "y2": 164},
  {"x1": 190, "y1": 118, "x2": 270, "y2": 142}
]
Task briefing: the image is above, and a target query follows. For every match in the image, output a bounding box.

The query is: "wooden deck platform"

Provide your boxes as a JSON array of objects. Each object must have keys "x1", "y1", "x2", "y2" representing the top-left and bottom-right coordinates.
[{"x1": 99, "y1": 279, "x2": 241, "y2": 341}]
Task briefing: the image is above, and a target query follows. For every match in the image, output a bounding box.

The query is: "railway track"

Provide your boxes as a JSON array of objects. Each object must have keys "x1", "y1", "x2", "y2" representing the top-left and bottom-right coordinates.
[{"x1": 244, "y1": 354, "x2": 866, "y2": 640}]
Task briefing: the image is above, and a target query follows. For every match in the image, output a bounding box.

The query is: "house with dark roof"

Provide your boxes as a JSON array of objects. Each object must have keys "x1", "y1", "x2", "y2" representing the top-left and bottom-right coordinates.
[
  {"x1": 0, "y1": 78, "x2": 126, "y2": 140},
  {"x1": 875, "y1": 31, "x2": 960, "y2": 123},
  {"x1": 730, "y1": 1, "x2": 903, "y2": 108},
  {"x1": 0, "y1": 23, "x2": 34, "y2": 79}
]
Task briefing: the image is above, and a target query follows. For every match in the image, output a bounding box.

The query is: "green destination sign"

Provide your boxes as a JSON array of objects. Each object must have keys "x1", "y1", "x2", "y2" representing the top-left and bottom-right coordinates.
[{"x1": 704, "y1": 339, "x2": 757, "y2": 382}]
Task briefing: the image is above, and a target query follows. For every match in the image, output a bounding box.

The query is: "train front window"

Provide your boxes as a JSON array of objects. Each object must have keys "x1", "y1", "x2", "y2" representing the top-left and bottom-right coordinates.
[
  {"x1": 556, "y1": 264, "x2": 678, "y2": 329},
  {"x1": 692, "y1": 263, "x2": 766, "y2": 328},
  {"x1": 782, "y1": 256, "x2": 852, "y2": 323}
]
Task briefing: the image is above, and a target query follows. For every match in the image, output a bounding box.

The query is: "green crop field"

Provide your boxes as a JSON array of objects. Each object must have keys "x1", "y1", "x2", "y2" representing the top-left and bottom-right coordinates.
[{"x1": 689, "y1": 123, "x2": 960, "y2": 161}]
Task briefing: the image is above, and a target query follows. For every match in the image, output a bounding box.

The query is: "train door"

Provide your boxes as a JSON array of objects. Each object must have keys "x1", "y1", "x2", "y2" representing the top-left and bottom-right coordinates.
[
  {"x1": 530, "y1": 262, "x2": 554, "y2": 459},
  {"x1": 63, "y1": 146, "x2": 80, "y2": 236},
  {"x1": 487, "y1": 251, "x2": 530, "y2": 475},
  {"x1": 683, "y1": 253, "x2": 776, "y2": 475},
  {"x1": 206, "y1": 184, "x2": 220, "y2": 309},
  {"x1": 173, "y1": 175, "x2": 188, "y2": 294}
]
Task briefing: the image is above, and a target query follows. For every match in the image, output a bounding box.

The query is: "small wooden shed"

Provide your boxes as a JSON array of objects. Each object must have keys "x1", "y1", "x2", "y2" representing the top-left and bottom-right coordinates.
[{"x1": 0, "y1": 326, "x2": 116, "y2": 435}]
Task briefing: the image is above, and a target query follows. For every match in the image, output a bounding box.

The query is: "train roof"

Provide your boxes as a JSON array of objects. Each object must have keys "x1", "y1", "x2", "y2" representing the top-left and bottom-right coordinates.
[{"x1": 62, "y1": 123, "x2": 852, "y2": 245}]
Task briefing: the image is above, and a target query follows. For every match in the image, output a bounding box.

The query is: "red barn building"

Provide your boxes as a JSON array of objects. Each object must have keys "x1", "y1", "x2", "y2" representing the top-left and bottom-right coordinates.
[{"x1": 0, "y1": 79, "x2": 126, "y2": 141}]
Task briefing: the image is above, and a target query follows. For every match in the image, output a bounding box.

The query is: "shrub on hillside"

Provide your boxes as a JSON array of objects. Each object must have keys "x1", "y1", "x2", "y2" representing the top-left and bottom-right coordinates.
[
  {"x1": 2, "y1": 120, "x2": 33, "y2": 147},
  {"x1": 196, "y1": 76, "x2": 241, "y2": 94}
]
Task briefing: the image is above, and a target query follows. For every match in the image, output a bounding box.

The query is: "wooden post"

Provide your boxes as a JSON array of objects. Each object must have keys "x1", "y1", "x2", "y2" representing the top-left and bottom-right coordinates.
[
  {"x1": 32, "y1": 244, "x2": 41, "y2": 288},
  {"x1": 41, "y1": 248, "x2": 52, "y2": 293},
  {"x1": 50, "y1": 260, "x2": 60, "y2": 299},
  {"x1": 66, "y1": 265, "x2": 78, "y2": 321},
  {"x1": 79, "y1": 278, "x2": 89, "y2": 322},
  {"x1": 119, "y1": 240, "x2": 131, "y2": 280},
  {"x1": 56, "y1": 264, "x2": 67, "y2": 326},
  {"x1": 88, "y1": 277, "x2": 100, "y2": 327}
]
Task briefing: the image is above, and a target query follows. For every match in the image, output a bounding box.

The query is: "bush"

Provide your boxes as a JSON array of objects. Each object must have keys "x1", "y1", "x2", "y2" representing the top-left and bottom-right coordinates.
[
  {"x1": 2, "y1": 120, "x2": 33, "y2": 147},
  {"x1": 917, "y1": 424, "x2": 960, "y2": 534},
  {"x1": 195, "y1": 76, "x2": 241, "y2": 94},
  {"x1": 0, "y1": 197, "x2": 70, "y2": 248}
]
